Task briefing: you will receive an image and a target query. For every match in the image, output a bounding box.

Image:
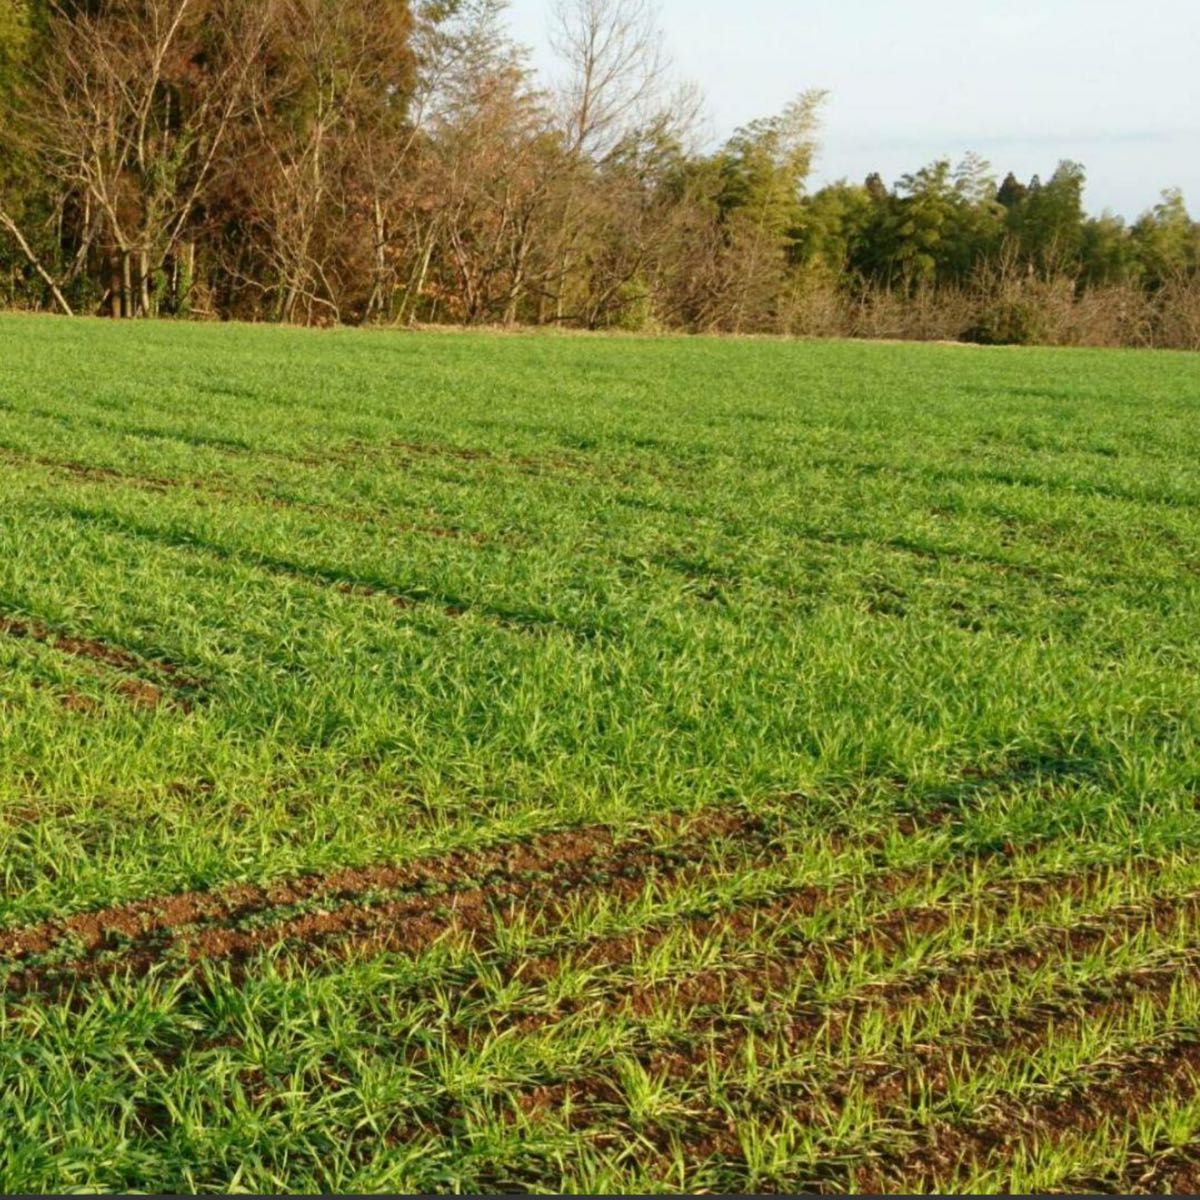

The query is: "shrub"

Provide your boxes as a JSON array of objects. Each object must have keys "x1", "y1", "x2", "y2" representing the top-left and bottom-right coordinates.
[{"x1": 962, "y1": 299, "x2": 1045, "y2": 346}]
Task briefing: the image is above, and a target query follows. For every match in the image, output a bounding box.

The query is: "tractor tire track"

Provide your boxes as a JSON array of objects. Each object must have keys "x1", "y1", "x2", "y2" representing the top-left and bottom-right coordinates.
[
  {"x1": 0, "y1": 611, "x2": 204, "y2": 708},
  {"x1": 0, "y1": 808, "x2": 775, "y2": 995}
]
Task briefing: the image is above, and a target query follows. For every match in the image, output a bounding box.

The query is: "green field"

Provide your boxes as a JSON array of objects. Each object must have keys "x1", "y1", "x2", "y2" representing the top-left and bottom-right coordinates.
[{"x1": 1, "y1": 315, "x2": 1199, "y2": 1193}]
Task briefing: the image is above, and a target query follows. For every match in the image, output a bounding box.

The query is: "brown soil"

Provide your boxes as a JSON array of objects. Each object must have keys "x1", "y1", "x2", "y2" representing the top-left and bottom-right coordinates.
[
  {"x1": 372, "y1": 934, "x2": 1199, "y2": 1198},
  {"x1": 0, "y1": 612, "x2": 203, "y2": 695},
  {"x1": 503, "y1": 855, "x2": 1171, "y2": 1034},
  {"x1": 669, "y1": 885, "x2": 1200, "y2": 1060},
  {"x1": 1101, "y1": 1141, "x2": 1200, "y2": 1195},
  {"x1": 501, "y1": 844, "x2": 1057, "y2": 1011},
  {"x1": 5, "y1": 788, "x2": 1194, "y2": 1190},
  {"x1": 58, "y1": 460, "x2": 172, "y2": 491},
  {"x1": 334, "y1": 577, "x2": 598, "y2": 640},
  {"x1": 114, "y1": 678, "x2": 169, "y2": 709},
  {"x1": 858, "y1": 1035, "x2": 1200, "y2": 1194},
  {"x1": 468, "y1": 884, "x2": 1200, "y2": 1173},
  {"x1": 206, "y1": 848, "x2": 1151, "y2": 1140},
  {"x1": 508, "y1": 939, "x2": 1200, "y2": 1193},
  {"x1": 335, "y1": 581, "x2": 462, "y2": 618},
  {"x1": 7, "y1": 446, "x2": 489, "y2": 546},
  {"x1": 0, "y1": 446, "x2": 174, "y2": 492},
  {"x1": 654, "y1": 908, "x2": 1200, "y2": 1192},
  {"x1": 35, "y1": 674, "x2": 171, "y2": 715},
  {"x1": 389, "y1": 439, "x2": 575, "y2": 476},
  {"x1": 0, "y1": 807, "x2": 772, "y2": 993},
  {"x1": 6, "y1": 786, "x2": 1026, "y2": 1000}
]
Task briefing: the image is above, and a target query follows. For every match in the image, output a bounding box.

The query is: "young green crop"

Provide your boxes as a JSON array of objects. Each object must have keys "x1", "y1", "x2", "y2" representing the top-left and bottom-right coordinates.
[{"x1": 1, "y1": 315, "x2": 1199, "y2": 1192}]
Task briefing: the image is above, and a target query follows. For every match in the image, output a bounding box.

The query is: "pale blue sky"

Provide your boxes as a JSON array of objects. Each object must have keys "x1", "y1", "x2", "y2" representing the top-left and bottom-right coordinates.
[{"x1": 505, "y1": 0, "x2": 1200, "y2": 219}]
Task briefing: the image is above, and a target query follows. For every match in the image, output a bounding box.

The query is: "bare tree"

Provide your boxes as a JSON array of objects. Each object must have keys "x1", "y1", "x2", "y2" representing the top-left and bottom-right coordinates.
[
  {"x1": 29, "y1": 0, "x2": 272, "y2": 316},
  {"x1": 398, "y1": 1, "x2": 562, "y2": 324},
  {"x1": 550, "y1": 0, "x2": 666, "y2": 158},
  {"x1": 219, "y1": 0, "x2": 413, "y2": 324},
  {"x1": 386, "y1": 0, "x2": 523, "y2": 324},
  {"x1": 545, "y1": 0, "x2": 675, "y2": 321}
]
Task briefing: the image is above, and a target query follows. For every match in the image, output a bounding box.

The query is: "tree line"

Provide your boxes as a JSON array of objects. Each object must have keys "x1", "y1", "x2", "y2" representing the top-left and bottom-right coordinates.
[{"x1": 1, "y1": 0, "x2": 1198, "y2": 346}]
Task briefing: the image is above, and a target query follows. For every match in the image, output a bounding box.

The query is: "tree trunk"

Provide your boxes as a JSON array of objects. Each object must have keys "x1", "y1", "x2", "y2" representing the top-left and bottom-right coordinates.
[
  {"x1": 505, "y1": 238, "x2": 530, "y2": 326},
  {"x1": 138, "y1": 250, "x2": 152, "y2": 316},
  {"x1": 109, "y1": 254, "x2": 122, "y2": 318},
  {"x1": 121, "y1": 251, "x2": 133, "y2": 318},
  {"x1": 367, "y1": 198, "x2": 388, "y2": 321},
  {"x1": 0, "y1": 207, "x2": 75, "y2": 317},
  {"x1": 178, "y1": 240, "x2": 195, "y2": 314},
  {"x1": 398, "y1": 237, "x2": 434, "y2": 326}
]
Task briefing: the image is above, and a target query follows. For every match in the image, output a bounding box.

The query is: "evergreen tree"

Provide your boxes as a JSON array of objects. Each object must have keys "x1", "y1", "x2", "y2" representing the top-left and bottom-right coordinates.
[{"x1": 996, "y1": 171, "x2": 1028, "y2": 209}]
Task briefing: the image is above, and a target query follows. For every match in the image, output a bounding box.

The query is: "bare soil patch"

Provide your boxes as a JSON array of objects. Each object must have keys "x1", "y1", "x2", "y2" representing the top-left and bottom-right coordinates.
[
  {"x1": 0, "y1": 808, "x2": 772, "y2": 994},
  {"x1": 0, "y1": 611, "x2": 204, "y2": 706}
]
